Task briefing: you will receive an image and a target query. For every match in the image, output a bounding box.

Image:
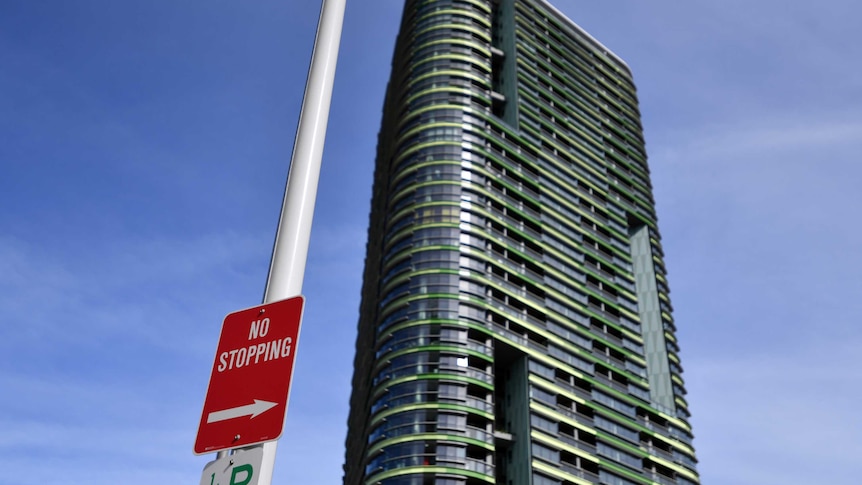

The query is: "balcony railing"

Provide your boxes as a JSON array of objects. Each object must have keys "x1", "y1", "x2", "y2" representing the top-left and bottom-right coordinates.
[
  {"x1": 558, "y1": 434, "x2": 597, "y2": 454},
  {"x1": 559, "y1": 462, "x2": 601, "y2": 482}
]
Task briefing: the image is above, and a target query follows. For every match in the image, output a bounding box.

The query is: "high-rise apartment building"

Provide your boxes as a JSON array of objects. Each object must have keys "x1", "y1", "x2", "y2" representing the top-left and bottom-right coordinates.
[{"x1": 343, "y1": 1, "x2": 699, "y2": 484}]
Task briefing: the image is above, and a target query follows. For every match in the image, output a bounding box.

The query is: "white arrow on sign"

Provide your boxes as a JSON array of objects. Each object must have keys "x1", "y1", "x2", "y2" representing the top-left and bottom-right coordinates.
[{"x1": 207, "y1": 399, "x2": 278, "y2": 424}]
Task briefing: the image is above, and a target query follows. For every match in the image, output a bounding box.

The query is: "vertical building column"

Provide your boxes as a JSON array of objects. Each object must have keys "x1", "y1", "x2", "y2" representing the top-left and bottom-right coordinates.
[
  {"x1": 494, "y1": 354, "x2": 533, "y2": 485},
  {"x1": 629, "y1": 225, "x2": 675, "y2": 411}
]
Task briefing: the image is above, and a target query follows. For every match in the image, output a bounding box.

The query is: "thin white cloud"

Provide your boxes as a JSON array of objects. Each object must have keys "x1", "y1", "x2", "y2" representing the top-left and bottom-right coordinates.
[
  {"x1": 686, "y1": 337, "x2": 862, "y2": 484},
  {"x1": 0, "y1": 370, "x2": 203, "y2": 485},
  {"x1": 0, "y1": 232, "x2": 268, "y2": 352},
  {"x1": 649, "y1": 111, "x2": 862, "y2": 238},
  {"x1": 656, "y1": 116, "x2": 862, "y2": 162}
]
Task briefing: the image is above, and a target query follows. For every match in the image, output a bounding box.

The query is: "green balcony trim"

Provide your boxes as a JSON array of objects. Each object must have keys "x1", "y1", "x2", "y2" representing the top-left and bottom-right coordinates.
[
  {"x1": 381, "y1": 233, "x2": 459, "y2": 256},
  {"x1": 461, "y1": 182, "x2": 544, "y2": 227},
  {"x1": 462, "y1": 160, "x2": 542, "y2": 203},
  {"x1": 387, "y1": 180, "x2": 464, "y2": 211},
  {"x1": 370, "y1": 401, "x2": 494, "y2": 427},
  {"x1": 580, "y1": 266, "x2": 638, "y2": 301},
  {"x1": 517, "y1": 91, "x2": 608, "y2": 179},
  {"x1": 512, "y1": 2, "x2": 633, "y2": 80},
  {"x1": 532, "y1": 114, "x2": 629, "y2": 184},
  {"x1": 513, "y1": 18, "x2": 634, "y2": 102},
  {"x1": 468, "y1": 282, "x2": 647, "y2": 381},
  {"x1": 382, "y1": 319, "x2": 492, "y2": 341},
  {"x1": 531, "y1": 406, "x2": 598, "y2": 436},
  {"x1": 469, "y1": 146, "x2": 543, "y2": 191},
  {"x1": 533, "y1": 429, "x2": 600, "y2": 464},
  {"x1": 528, "y1": 372, "x2": 647, "y2": 423},
  {"x1": 628, "y1": 210, "x2": 656, "y2": 230},
  {"x1": 369, "y1": 373, "x2": 496, "y2": 414},
  {"x1": 523, "y1": 85, "x2": 610, "y2": 152},
  {"x1": 538, "y1": 187, "x2": 632, "y2": 244},
  {"x1": 516, "y1": 66, "x2": 617, "y2": 135},
  {"x1": 377, "y1": 287, "x2": 460, "y2": 319},
  {"x1": 527, "y1": 396, "x2": 696, "y2": 457},
  {"x1": 378, "y1": 268, "x2": 459, "y2": 295},
  {"x1": 528, "y1": 375, "x2": 679, "y2": 434},
  {"x1": 641, "y1": 454, "x2": 700, "y2": 482},
  {"x1": 403, "y1": 82, "x2": 491, "y2": 107},
  {"x1": 391, "y1": 139, "x2": 464, "y2": 166},
  {"x1": 663, "y1": 331, "x2": 677, "y2": 345},
  {"x1": 595, "y1": 458, "x2": 653, "y2": 485},
  {"x1": 476, "y1": 252, "x2": 640, "y2": 340},
  {"x1": 381, "y1": 224, "x2": 460, "y2": 253},
  {"x1": 395, "y1": 121, "x2": 464, "y2": 145},
  {"x1": 372, "y1": 344, "x2": 493, "y2": 376},
  {"x1": 464, "y1": 206, "x2": 543, "y2": 250},
  {"x1": 411, "y1": 36, "x2": 492, "y2": 57},
  {"x1": 541, "y1": 219, "x2": 632, "y2": 265},
  {"x1": 377, "y1": 291, "x2": 461, "y2": 317},
  {"x1": 365, "y1": 466, "x2": 494, "y2": 485},
  {"x1": 412, "y1": 52, "x2": 492, "y2": 75},
  {"x1": 514, "y1": 40, "x2": 639, "y2": 123},
  {"x1": 414, "y1": 22, "x2": 491, "y2": 43},
  {"x1": 451, "y1": 0, "x2": 493, "y2": 14},
  {"x1": 368, "y1": 432, "x2": 493, "y2": 457},
  {"x1": 385, "y1": 200, "x2": 462, "y2": 228},
  {"x1": 532, "y1": 461, "x2": 594, "y2": 485},
  {"x1": 532, "y1": 159, "x2": 643, "y2": 243},
  {"x1": 472, "y1": 293, "x2": 647, "y2": 372},
  {"x1": 518, "y1": 3, "x2": 636, "y2": 88},
  {"x1": 390, "y1": 159, "x2": 462, "y2": 187},
  {"x1": 383, "y1": 244, "x2": 461, "y2": 267},
  {"x1": 415, "y1": 8, "x2": 492, "y2": 29},
  {"x1": 395, "y1": 103, "x2": 476, "y2": 131},
  {"x1": 525, "y1": 99, "x2": 610, "y2": 169},
  {"x1": 461, "y1": 184, "x2": 542, "y2": 226}
]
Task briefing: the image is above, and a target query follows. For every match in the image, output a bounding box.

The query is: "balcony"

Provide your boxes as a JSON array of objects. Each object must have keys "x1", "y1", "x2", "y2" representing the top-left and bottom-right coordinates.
[
  {"x1": 548, "y1": 403, "x2": 594, "y2": 426},
  {"x1": 646, "y1": 471, "x2": 677, "y2": 485},
  {"x1": 588, "y1": 302, "x2": 620, "y2": 324},
  {"x1": 490, "y1": 321, "x2": 548, "y2": 356},
  {"x1": 594, "y1": 373, "x2": 628, "y2": 393},
  {"x1": 643, "y1": 444, "x2": 674, "y2": 461},
  {"x1": 464, "y1": 425, "x2": 495, "y2": 443},
  {"x1": 488, "y1": 297, "x2": 548, "y2": 334},
  {"x1": 555, "y1": 377, "x2": 591, "y2": 400},
  {"x1": 557, "y1": 434, "x2": 597, "y2": 454},
  {"x1": 559, "y1": 462, "x2": 600, "y2": 482},
  {"x1": 637, "y1": 417, "x2": 668, "y2": 434}
]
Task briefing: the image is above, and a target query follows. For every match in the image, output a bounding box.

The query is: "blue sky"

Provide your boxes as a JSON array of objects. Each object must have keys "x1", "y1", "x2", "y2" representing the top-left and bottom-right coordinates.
[{"x1": 1, "y1": 0, "x2": 860, "y2": 484}]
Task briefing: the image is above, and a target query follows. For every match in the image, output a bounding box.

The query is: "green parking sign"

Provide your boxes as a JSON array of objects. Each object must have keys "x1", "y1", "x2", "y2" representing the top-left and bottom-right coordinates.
[{"x1": 200, "y1": 448, "x2": 262, "y2": 485}]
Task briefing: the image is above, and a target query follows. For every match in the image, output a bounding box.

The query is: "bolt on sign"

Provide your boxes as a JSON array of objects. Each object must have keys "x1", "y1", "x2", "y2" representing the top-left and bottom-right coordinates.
[{"x1": 194, "y1": 296, "x2": 305, "y2": 455}]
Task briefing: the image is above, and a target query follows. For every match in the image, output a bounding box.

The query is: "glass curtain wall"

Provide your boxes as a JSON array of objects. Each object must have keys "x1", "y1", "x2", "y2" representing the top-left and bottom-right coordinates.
[{"x1": 343, "y1": 2, "x2": 700, "y2": 485}]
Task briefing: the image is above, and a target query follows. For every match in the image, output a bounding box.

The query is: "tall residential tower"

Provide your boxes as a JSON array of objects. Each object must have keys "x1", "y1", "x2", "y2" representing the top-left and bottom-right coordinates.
[{"x1": 343, "y1": 1, "x2": 699, "y2": 484}]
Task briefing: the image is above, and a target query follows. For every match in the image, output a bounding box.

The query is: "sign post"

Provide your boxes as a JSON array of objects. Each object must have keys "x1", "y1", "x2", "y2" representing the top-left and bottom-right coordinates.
[
  {"x1": 253, "y1": 0, "x2": 346, "y2": 481},
  {"x1": 197, "y1": 0, "x2": 344, "y2": 482},
  {"x1": 197, "y1": 0, "x2": 345, "y2": 483}
]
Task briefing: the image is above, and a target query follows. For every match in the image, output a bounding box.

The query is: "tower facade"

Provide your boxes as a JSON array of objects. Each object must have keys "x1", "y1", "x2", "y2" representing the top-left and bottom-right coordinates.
[{"x1": 343, "y1": 1, "x2": 699, "y2": 484}]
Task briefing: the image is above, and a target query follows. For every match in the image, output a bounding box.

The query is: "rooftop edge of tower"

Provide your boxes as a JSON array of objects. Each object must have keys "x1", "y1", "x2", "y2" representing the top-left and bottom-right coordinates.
[{"x1": 538, "y1": 0, "x2": 633, "y2": 76}]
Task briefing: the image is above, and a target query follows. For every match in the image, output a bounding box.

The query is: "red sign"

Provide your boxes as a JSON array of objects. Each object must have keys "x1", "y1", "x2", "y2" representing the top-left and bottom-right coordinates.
[{"x1": 194, "y1": 296, "x2": 305, "y2": 455}]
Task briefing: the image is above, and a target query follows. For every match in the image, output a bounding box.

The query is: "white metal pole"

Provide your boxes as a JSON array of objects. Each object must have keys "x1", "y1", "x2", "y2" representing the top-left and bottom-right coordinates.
[{"x1": 253, "y1": 0, "x2": 346, "y2": 483}]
